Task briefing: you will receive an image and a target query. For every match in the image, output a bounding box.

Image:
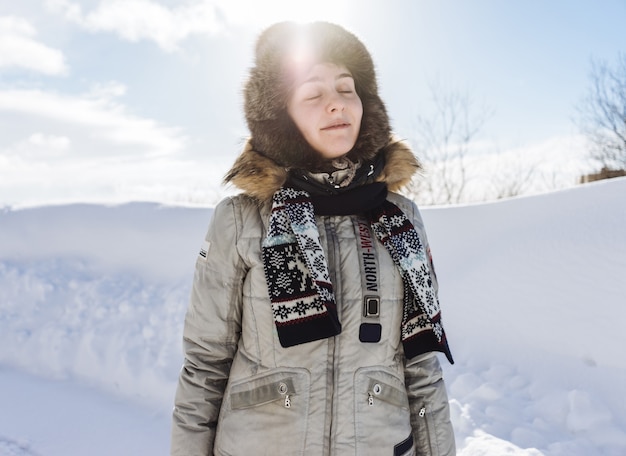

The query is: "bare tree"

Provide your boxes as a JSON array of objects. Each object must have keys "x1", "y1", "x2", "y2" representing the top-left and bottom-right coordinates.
[
  {"x1": 407, "y1": 81, "x2": 493, "y2": 205},
  {"x1": 576, "y1": 53, "x2": 626, "y2": 171},
  {"x1": 488, "y1": 149, "x2": 539, "y2": 200}
]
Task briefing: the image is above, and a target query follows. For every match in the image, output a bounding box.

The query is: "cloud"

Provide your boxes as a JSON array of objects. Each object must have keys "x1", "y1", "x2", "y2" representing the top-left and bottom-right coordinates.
[
  {"x1": 0, "y1": 16, "x2": 68, "y2": 75},
  {"x1": 5, "y1": 133, "x2": 72, "y2": 158},
  {"x1": 0, "y1": 82, "x2": 228, "y2": 208},
  {"x1": 46, "y1": 0, "x2": 224, "y2": 52},
  {"x1": 44, "y1": 0, "x2": 352, "y2": 52},
  {"x1": 0, "y1": 82, "x2": 187, "y2": 156}
]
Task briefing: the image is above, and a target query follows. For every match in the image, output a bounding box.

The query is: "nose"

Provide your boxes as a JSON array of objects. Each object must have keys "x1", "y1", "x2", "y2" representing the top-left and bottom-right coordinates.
[{"x1": 327, "y1": 93, "x2": 345, "y2": 113}]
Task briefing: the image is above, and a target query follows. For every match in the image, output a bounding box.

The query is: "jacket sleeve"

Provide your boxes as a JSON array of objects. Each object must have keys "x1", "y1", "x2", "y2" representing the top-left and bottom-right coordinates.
[
  {"x1": 405, "y1": 353, "x2": 456, "y2": 455},
  {"x1": 171, "y1": 197, "x2": 246, "y2": 456},
  {"x1": 404, "y1": 200, "x2": 456, "y2": 455}
]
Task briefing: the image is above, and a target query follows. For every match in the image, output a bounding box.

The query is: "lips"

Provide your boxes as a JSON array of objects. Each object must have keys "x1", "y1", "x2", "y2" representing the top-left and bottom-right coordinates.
[{"x1": 321, "y1": 120, "x2": 350, "y2": 131}]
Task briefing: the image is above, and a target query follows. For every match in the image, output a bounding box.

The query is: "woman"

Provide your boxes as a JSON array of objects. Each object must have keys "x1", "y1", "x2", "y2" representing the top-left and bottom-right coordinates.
[{"x1": 171, "y1": 21, "x2": 455, "y2": 456}]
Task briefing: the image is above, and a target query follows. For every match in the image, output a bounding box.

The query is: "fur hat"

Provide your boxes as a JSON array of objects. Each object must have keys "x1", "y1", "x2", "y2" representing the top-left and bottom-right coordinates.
[{"x1": 240, "y1": 21, "x2": 391, "y2": 172}]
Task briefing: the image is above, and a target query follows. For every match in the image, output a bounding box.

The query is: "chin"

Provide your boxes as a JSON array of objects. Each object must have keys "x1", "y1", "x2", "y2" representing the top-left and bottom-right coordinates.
[
  {"x1": 317, "y1": 142, "x2": 356, "y2": 160},
  {"x1": 319, "y1": 150, "x2": 351, "y2": 160}
]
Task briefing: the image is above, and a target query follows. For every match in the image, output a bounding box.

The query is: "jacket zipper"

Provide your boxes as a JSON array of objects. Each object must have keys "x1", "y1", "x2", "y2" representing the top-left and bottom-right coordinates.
[{"x1": 323, "y1": 216, "x2": 341, "y2": 456}]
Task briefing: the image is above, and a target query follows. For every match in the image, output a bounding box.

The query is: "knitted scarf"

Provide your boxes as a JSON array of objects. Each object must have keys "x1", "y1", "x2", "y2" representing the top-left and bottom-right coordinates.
[{"x1": 262, "y1": 187, "x2": 453, "y2": 363}]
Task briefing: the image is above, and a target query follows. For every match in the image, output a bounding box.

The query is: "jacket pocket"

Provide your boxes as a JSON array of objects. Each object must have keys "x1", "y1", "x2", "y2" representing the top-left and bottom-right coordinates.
[
  {"x1": 214, "y1": 368, "x2": 310, "y2": 456},
  {"x1": 355, "y1": 368, "x2": 414, "y2": 455}
]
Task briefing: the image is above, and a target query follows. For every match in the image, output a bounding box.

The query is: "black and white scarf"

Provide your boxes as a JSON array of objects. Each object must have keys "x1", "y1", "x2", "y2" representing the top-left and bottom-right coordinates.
[{"x1": 262, "y1": 187, "x2": 453, "y2": 363}]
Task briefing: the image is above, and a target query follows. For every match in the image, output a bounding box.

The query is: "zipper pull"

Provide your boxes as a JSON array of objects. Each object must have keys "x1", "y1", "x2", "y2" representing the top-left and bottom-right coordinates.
[
  {"x1": 419, "y1": 407, "x2": 426, "y2": 417},
  {"x1": 284, "y1": 394, "x2": 291, "y2": 408},
  {"x1": 368, "y1": 393, "x2": 374, "y2": 406}
]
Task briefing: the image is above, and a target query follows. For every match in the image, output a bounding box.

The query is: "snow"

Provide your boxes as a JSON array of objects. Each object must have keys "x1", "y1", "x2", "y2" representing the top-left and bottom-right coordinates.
[{"x1": 1, "y1": 178, "x2": 625, "y2": 455}]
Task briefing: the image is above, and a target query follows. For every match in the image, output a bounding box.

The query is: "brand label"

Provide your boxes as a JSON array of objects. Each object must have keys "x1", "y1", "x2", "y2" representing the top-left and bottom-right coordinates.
[
  {"x1": 356, "y1": 220, "x2": 378, "y2": 292},
  {"x1": 198, "y1": 240, "x2": 211, "y2": 261}
]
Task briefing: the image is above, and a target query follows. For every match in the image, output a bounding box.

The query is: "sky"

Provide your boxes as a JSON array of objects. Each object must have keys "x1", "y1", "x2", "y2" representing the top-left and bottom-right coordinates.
[{"x1": 1, "y1": 0, "x2": 625, "y2": 207}]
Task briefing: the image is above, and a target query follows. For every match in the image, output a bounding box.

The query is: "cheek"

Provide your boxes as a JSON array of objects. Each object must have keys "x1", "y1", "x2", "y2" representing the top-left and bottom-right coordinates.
[
  {"x1": 352, "y1": 99, "x2": 364, "y2": 126},
  {"x1": 288, "y1": 105, "x2": 309, "y2": 133},
  {"x1": 350, "y1": 94, "x2": 363, "y2": 113},
  {"x1": 290, "y1": 108, "x2": 319, "y2": 142}
]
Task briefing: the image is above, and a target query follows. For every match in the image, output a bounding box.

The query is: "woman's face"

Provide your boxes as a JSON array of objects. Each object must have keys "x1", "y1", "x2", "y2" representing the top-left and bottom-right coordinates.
[{"x1": 287, "y1": 63, "x2": 363, "y2": 160}]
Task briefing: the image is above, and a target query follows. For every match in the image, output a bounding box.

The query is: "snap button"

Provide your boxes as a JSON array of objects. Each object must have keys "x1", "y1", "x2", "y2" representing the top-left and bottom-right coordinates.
[
  {"x1": 278, "y1": 382, "x2": 288, "y2": 395},
  {"x1": 372, "y1": 383, "x2": 382, "y2": 395}
]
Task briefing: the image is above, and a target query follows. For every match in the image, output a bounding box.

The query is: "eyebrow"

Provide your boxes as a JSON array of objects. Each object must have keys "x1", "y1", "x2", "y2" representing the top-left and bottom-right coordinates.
[
  {"x1": 303, "y1": 73, "x2": 354, "y2": 84},
  {"x1": 336, "y1": 73, "x2": 354, "y2": 80}
]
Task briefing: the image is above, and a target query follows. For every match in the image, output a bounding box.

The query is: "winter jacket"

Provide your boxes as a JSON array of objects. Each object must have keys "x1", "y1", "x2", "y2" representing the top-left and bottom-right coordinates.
[{"x1": 171, "y1": 140, "x2": 456, "y2": 456}]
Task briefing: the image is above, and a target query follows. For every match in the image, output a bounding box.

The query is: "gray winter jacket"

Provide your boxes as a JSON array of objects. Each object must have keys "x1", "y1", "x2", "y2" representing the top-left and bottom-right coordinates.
[{"x1": 171, "y1": 178, "x2": 456, "y2": 455}]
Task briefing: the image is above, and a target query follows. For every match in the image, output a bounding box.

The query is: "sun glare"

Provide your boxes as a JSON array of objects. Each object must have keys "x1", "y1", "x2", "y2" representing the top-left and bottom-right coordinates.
[{"x1": 218, "y1": 0, "x2": 352, "y2": 28}]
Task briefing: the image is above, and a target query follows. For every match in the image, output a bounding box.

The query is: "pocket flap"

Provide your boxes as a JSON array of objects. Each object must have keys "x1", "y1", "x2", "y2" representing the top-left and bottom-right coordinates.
[
  {"x1": 230, "y1": 377, "x2": 295, "y2": 410},
  {"x1": 366, "y1": 376, "x2": 409, "y2": 409}
]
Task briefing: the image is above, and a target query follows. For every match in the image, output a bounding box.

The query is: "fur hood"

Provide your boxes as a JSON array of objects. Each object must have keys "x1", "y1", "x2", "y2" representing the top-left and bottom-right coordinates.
[
  {"x1": 226, "y1": 22, "x2": 390, "y2": 172},
  {"x1": 225, "y1": 135, "x2": 420, "y2": 202},
  {"x1": 224, "y1": 21, "x2": 420, "y2": 202}
]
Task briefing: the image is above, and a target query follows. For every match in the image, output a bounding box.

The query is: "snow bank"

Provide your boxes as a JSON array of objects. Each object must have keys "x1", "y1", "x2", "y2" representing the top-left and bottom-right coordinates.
[
  {"x1": 1, "y1": 179, "x2": 625, "y2": 455},
  {"x1": 0, "y1": 203, "x2": 212, "y2": 407}
]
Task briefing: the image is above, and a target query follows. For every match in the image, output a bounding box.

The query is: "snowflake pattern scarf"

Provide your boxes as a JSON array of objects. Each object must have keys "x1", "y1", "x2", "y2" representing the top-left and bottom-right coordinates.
[{"x1": 262, "y1": 187, "x2": 453, "y2": 363}]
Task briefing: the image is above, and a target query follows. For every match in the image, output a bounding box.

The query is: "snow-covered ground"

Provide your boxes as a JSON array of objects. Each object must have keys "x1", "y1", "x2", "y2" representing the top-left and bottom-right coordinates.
[{"x1": 1, "y1": 178, "x2": 625, "y2": 455}]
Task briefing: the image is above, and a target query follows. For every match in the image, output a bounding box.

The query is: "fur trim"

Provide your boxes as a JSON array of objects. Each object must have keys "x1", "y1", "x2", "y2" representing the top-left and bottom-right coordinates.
[
  {"x1": 223, "y1": 141, "x2": 288, "y2": 202},
  {"x1": 377, "y1": 136, "x2": 421, "y2": 193},
  {"x1": 240, "y1": 21, "x2": 390, "y2": 171},
  {"x1": 225, "y1": 135, "x2": 421, "y2": 202}
]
